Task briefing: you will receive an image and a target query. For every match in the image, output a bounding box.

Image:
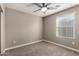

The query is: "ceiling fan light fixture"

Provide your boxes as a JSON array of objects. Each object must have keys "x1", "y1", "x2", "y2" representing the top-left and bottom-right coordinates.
[{"x1": 41, "y1": 7, "x2": 47, "y2": 12}]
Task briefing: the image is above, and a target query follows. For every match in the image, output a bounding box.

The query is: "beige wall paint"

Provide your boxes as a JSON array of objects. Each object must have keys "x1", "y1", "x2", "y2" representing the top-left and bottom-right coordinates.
[
  {"x1": 43, "y1": 5, "x2": 79, "y2": 50},
  {"x1": 5, "y1": 8, "x2": 42, "y2": 48}
]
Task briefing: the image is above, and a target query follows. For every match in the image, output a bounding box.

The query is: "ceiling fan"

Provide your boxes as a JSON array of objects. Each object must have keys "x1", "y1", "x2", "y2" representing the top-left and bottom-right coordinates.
[{"x1": 33, "y1": 3, "x2": 60, "y2": 14}]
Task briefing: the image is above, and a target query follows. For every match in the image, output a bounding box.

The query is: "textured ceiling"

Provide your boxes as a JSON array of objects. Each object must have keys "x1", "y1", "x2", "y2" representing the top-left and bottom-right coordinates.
[{"x1": 4, "y1": 3, "x2": 79, "y2": 17}]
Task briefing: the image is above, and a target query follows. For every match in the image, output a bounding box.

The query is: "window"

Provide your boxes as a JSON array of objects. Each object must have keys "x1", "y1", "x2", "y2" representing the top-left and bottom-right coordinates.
[{"x1": 56, "y1": 12, "x2": 75, "y2": 38}]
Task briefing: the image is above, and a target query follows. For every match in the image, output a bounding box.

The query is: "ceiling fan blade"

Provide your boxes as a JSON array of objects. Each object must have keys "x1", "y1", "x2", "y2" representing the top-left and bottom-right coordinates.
[
  {"x1": 46, "y1": 3, "x2": 51, "y2": 6},
  {"x1": 33, "y1": 3, "x2": 42, "y2": 8},
  {"x1": 47, "y1": 7, "x2": 54, "y2": 10},
  {"x1": 33, "y1": 9, "x2": 41, "y2": 13}
]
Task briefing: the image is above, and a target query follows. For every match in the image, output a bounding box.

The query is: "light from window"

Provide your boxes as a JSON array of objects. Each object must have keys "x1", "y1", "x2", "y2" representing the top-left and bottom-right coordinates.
[{"x1": 56, "y1": 12, "x2": 75, "y2": 38}]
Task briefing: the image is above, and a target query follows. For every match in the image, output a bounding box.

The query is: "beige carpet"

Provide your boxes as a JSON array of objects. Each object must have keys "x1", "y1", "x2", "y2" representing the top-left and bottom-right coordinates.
[{"x1": 0, "y1": 41, "x2": 79, "y2": 56}]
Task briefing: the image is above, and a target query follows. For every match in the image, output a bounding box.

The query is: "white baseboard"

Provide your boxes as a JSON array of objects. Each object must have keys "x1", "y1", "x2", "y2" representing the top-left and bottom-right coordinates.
[
  {"x1": 4, "y1": 40, "x2": 42, "y2": 52},
  {"x1": 43, "y1": 40, "x2": 79, "y2": 52},
  {"x1": 1, "y1": 50, "x2": 5, "y2": 54},
  {"x1": 4, "y1": 39, "x2": 79, "y2": 54}
]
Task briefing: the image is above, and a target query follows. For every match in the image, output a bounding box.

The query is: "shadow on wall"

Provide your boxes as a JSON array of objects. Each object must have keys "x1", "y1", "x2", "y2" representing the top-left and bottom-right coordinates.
[{"x1": 0, "y1": 6, "x2": 2, "y2": 53}]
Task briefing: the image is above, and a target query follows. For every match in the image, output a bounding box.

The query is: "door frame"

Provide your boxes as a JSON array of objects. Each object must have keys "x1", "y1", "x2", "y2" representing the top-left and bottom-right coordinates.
[{"x1": 0, "y1": 4, "x2": 5, "y2": 54}]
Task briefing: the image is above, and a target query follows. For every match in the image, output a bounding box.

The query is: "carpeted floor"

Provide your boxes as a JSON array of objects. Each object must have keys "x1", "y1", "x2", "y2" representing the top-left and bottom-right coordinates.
[{"x1": 0, "y1": 41, "x2": 79, "y2": 56}]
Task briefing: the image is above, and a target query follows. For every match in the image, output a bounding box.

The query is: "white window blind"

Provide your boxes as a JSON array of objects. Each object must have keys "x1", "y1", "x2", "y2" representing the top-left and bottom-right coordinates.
[{"x1": 56, "y1": 12, "x2": 75, "y2": 38}]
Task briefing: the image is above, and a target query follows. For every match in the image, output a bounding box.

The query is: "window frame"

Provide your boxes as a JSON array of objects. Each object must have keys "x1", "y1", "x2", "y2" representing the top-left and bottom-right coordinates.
[{"x1": 56, "y1": 12, "x2": 76, "y2": 39}]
